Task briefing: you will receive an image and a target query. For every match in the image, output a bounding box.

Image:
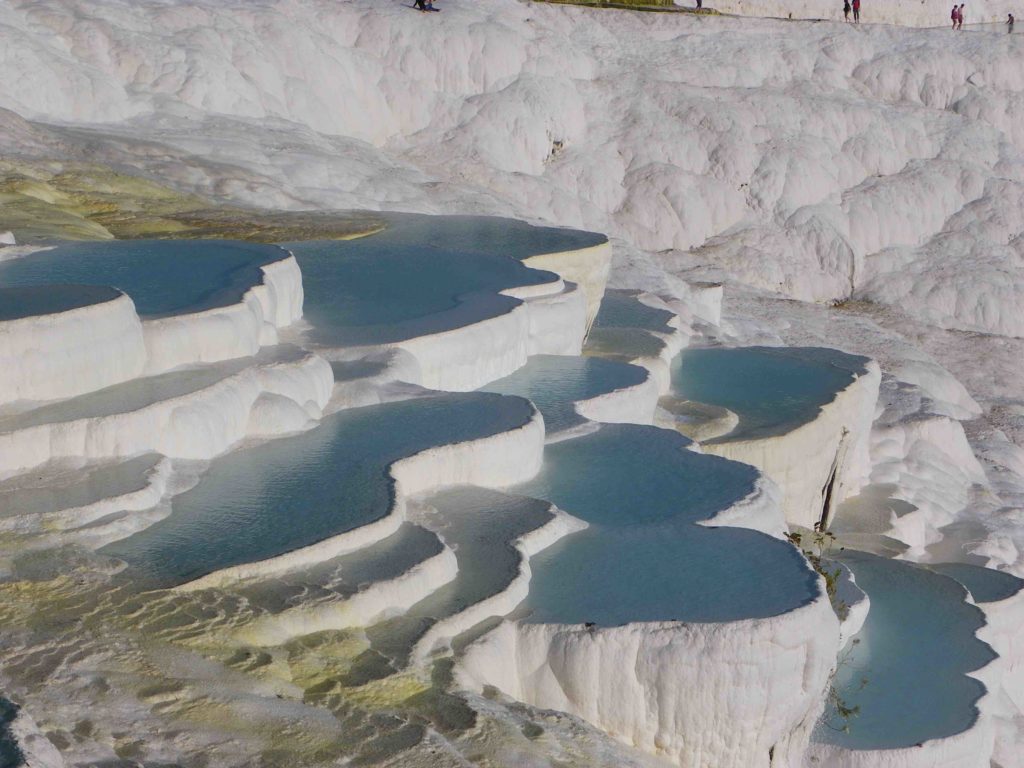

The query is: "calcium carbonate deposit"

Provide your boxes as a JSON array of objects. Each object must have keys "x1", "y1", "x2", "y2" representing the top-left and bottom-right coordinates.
[{"x1": 1, "y1": 1, "x2": 1023, "y2": 767}]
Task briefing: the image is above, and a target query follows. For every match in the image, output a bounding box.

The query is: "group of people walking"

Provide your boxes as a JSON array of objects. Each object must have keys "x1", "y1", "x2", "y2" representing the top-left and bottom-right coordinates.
[
  {"x1": 839, "y1": 1, "x2": 1010, "y2": 32},
  {"x1": 951, "y1": 4, "x2": 966, "y2": 30}
]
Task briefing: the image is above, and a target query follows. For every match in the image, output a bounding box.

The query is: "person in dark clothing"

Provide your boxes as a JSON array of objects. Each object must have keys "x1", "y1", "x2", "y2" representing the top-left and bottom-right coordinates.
[
  {"x1": 695, "y1": 0, "x2": 702, "y2": 9},
  {"x1": 1009, "y1": 13, "x2": 1015, "y2": 33},
  {"x1": 852, "y1": 0, "x2": 860, "y2": 23},
  {"x1": 843, "y1": 1, "x2": 851, "y2": 22}
]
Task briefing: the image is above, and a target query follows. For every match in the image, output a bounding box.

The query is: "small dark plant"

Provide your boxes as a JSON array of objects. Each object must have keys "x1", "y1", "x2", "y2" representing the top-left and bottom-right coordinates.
[
  {"x1": 786, "y1": 524, "x2": 865, "y2": 735},
  {"x1": 821, "y1": 640, "x2": 867, "y2": 734},
  {"x1": 785, "y1": 525, "x2": 847, "y2": 620}
]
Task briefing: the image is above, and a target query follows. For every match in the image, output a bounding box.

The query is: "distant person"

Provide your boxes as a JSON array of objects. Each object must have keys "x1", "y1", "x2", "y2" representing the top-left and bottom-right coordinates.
[
  {"x1": 952, "y1": 4, "x2": 959, "y2": 29},
  {"x1": 844, "y1": 1, "x2": 851, "y2": 22},
  {"x1": 1009, "y1": 13, "x2": 1015, "y2": 32},
  {"x1": 696, "y1": 0, "x2": 702, "y2": 9},
  {"x1": 852, "y1": 0, "x2": 860, "y2": 23},
  {"x1": 958, "y1": 4, "x2": 965, "y2": 29}
]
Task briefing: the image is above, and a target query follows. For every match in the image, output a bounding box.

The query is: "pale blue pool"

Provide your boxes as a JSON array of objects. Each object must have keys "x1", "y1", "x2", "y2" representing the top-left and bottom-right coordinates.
[
  {"x1": 481, "y1": 355, "x2": 648, "y2": 433},
  {"x1": 927, "y1": 562, "x2": 1024, "y2": 604},
  {"x1": 592, "y1": 290, "x2": 675, "y2": 334},
  {"x1": 815, "y1": 552, "x2": 995, "y2": 749},
  {"x1": 671, "y1": 347, "x2": 870, "y2": 441},
  {"x1": 0, "y1": 239, "x2": 286, "y2": 318},
  {"x1": 0, "y1": 284, "x2": 123, "y2": 322},
  {"x1": 102, "y1": 392, "x2": 536, "y2": 587},
  {"x1": 514, "y1": 424, "x2": 820, "y2": 625},
  {"x1": 287, "y1": 214, "x2": 606, "y2": 347}
]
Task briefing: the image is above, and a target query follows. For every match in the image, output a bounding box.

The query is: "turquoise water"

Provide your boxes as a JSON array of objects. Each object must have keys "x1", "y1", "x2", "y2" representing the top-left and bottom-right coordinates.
[
  {"x1": 0, "y1": 215, "x2": 603, "y2": 336},
  {"x1": 0, "y1": 284, "x2": 122, "y2": 322},
  {"x1": 815, "y1": 552, "x2": 995, "y2": 749},
  {"x1": 0, "y1": 240, "x2": 285, "y2": 318},
  {"x1": 514, "y1": 424, "x2": 819, "y2": 625},
  {"x1": 287, "y1": 214, "x2": 605, "y2": 347},
  {"x1": 592, "y1": 290, "x2": 675, "y2": 334},
  {"x1": 102, "y1": 392, "x2": 535, "y2": 587},
  {"x1": 481, "y1": 355, "x2": 647, "y2": 433},
  {"x1": 927, "y1": 562, "x2": 1024, "y2": 604},
  {"x1": 672, "y1": 347, "x2": 869, "y2": 441}
]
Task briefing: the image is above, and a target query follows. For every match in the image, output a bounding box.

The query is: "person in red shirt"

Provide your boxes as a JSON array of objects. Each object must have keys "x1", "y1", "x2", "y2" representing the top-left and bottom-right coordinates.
[{"x1": 852, "y1": 0, "x2": 861, "y2": 23}]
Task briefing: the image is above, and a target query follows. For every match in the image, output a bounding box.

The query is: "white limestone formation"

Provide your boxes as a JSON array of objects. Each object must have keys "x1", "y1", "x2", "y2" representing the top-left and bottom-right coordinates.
[
  {"x1": 0, "y1": 350, "x2": 332, "y2": 479},
  {"x1": 705, "y1": 361, "x2": 882, "y2": 529},
  {"x1": 141, "y1": 253, "x2": 304, "y2": 374},
  {"x1": 0, "y1": 290, "x2": 147, "y2": 406},
  {"x1": 459, "y1": 596, "x2": 839, "y2": 768}
]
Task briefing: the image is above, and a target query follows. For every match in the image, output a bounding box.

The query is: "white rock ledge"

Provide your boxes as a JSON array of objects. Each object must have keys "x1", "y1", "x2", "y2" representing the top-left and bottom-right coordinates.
[
  {"x1": 142, "y1": 253, "x2": 304, "y2": 374},
  {"x1": 457, "y1": 592, "x2": 839, "y2": 768},
  {"x1": 0, "y1": 249, "x2": 304, "y2": 408},
  {"x1": 345, "y1": 279, "x2": 589, "y2": 393},
  {"x1": 0, "y1": 289, "x2": 147, "y2": 406},
  {"x1": 315, "y1": 238, "x2": 609, "y2": 394},
  {"x1": 521, "y1": 240, "x2": 612, "y2": 332},
  {"x1": 704, "y1": 359, "x2": 882, "y2": 530},
  {"x1": 411, "y1": 505, "x2": 588, "y2": 663},
  {"x1": 0, "y1": 349, "x2": 332, "y2": 479},
  {"x1": 573, "y1": 366, "x2": 662, "y2": 429},
  {"x1": 458, "y1": 455, "x2": 836, "y2": 768}
]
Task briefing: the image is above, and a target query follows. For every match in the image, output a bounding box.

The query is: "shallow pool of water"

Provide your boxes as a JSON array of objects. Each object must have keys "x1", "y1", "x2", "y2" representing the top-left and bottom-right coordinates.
[
  {"x1": 815, "y1": 552, "x2": 995, "y2": 750},
  {"x1": 481, "y1": 355, "x2": 647, "y2": 433},
  {"x1": 584, "y1": 327, "x2": 666, "y2": 362},
  {"x1": 102, "y1": 392, "x2": 535, "y2": 587},
  {"x1": 288, "y1": 214, "x2": 604, "y2": 347},
  {"x1": 0, "y1": 284, "x2": 123, "y2": 322},
  {"x1": 367, "y1": 487, "x2": 555, "y2": 666},
  {"x1": 0, "y1": 240, "x2": 286, "y2": 317},
  {"x1": 592, "y1": 290, "x2": 675, "y2": 334},
  {"x1": 926, "y1": 562, "x2": 1024, "y2": 604},
  {"x1": 671, "y1": 346, "x2": 869, "y2": 441},
  {"x1": 514, "y1": 424, "x2": 819, "y2": 625},
  {"x1": 0, "y1": 454, "x2": 161, "y2": 521},
  {"x1": 238, "y1": 523, "x2": 445, "y2": 614}
]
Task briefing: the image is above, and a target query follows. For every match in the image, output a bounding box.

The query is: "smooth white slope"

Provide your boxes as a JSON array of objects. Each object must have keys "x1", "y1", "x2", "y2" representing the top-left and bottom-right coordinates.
[
  {"x1": 4, "y1": 2, "x2": 1024, "y2": 339},
  {"x1": 712, "y1": 0, "x2": 1018, "y2": 26}
]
